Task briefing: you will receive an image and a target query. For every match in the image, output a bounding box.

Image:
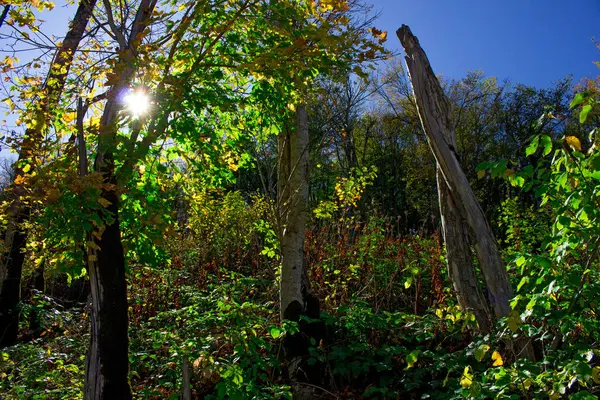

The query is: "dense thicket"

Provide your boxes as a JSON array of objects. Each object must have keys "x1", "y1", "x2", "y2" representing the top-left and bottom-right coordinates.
[{"x1": 0, "y1": 1, "x2": 599, "y2": 399}]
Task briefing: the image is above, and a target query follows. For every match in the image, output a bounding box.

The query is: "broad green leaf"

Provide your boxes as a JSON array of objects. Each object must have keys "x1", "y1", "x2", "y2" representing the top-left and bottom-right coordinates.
[
  {"x1": 269, "y1": 327, "x2": 282, "y2": 339},
  {"x1": 570, "y1": 92, "x2": 585, "y2": 108},
  {"x1": 406, "y1": 350, "x2": 420, "y2": 369},
  {"x1": 474, "y1": 344, "x2": 490, "y2": 361},
  {"x1": 541, "y1": 135, "x2": 552, "y2": 155},
  {"x1": 580, "y1": 104, "x2": 592, "y2": 124},
  {"x1": 526, "y1": 136, "x2": 540, "y2": 156}
]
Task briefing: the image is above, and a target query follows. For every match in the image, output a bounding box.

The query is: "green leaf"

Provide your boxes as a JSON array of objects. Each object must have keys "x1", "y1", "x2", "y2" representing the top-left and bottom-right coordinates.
[
  {"x1": 517, "y1": 276, "x2": 529, "y2": 292},
  {"x1": 570, "y1": 92, "x2": 586, "y2": 108},
  {"x1": 406, "y1": 350, "x2": 420, "y2": 369},
  {"x1": 541, "y1": 135, "x2": 552, "y2": 156},
  {"x1": 269, "y1": 327, "x2": 282, "y2": 339},
  {"x1": 580, "y1": 104, "x2": 592, "y2": 124},
  {"x1": 474, "y1": 344, "x2": 490, "y2": 361},
  {"x1": 526, "y1": 136, "x2": 540, "y2": 156}
]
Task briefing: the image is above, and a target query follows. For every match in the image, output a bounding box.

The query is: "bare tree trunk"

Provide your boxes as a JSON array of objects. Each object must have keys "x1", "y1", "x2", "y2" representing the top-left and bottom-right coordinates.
[
  {"x1": 0, "y1": 0, "x2": 97, "y2": 348},
  {"x1": 277, "y1": 106, "x2": 323, "y2": 395},
  {"x1": 278, "y1": 105, "x2": 310, "y2": 322},
  {"x1": 396, "y1": 25, "x2": 513, "y2": 319},
  {"x1": 84, "y1": 1, "x2": 156, "y2": 398},
  {"x1": 437, "y1": 169, "x2": 493, "y2": 333},
  {"x1": 180, "y1": 358, "x2": 192, "y2": 400}
]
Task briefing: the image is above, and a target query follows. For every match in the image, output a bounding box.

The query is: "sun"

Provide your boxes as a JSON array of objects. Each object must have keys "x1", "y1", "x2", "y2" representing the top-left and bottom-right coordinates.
[{"x1": 123, "y1": 89, "x2": 151, "y2": 117}]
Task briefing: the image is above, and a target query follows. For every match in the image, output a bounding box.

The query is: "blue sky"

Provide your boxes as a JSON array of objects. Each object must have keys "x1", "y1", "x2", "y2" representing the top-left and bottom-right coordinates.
[
  {"x1": 16, "y1": 0, "x2": 600, "y2": 88},
  {"x1": 371, "y1": 0, "x2": 599, "y2": 87}
]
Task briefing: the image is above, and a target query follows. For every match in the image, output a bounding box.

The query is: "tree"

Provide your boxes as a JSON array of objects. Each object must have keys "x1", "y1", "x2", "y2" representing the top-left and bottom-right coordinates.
[
  {"x1": 83, "y1": 0, "x2": 157, "y2": 397},
  {"x1": 0, "y1": 0, "x2": 97, "y2": 348},
  {"x1": 397, "y1": 25, "x2": 512, "y2": 328}
]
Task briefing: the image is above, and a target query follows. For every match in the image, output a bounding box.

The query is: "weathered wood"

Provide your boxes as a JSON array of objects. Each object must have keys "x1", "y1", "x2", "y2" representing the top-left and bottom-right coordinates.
[
  {"x1": 397, "y1": 25, "x2": 513, "y2": 319},
  {"x1": 437, "y1": 170, "x2": 493, "y2": 333}
]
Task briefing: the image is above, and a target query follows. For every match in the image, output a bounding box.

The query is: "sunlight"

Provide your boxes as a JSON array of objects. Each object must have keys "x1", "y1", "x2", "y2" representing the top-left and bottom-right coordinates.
[{"x1": 123, "y1": 89, "x2": 151, "y2": 117}]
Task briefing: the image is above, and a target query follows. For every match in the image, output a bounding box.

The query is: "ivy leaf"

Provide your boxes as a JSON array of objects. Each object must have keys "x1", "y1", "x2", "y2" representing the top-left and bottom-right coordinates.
[
  {"x1": 474, "y1": 344, "x2": 490, "y2": 361},
  {"x1": 269, "y1": 327, "x2": 281, "y2": 339},
  {"x1": 460, "y1": 366, "x2": 473, "y2": 389},
  {"x1": 405, "y1": 350, "x2": 420, "y2": 369},
  {"x1": 491, "y1": 351, "x2": 504, "y2": 367},
  {"x1": 592, "y1": 366, "x2": 600, "y2": 384},
  {"x1": 508, "y1": 310, "x2": 521, "y2": 332}
]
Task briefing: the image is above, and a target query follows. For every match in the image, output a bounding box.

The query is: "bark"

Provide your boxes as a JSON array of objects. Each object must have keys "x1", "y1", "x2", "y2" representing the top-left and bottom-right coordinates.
[
  {"x1": 277, "y1": 106, "x2": 325, "y2": 394},
  {"x1": 437, "y1": 169, "x2": 493, "y2": 333},
  {"x1": 84, "y1": 1, "x2": 157, "y2": 398},
  {"x1": 396, "y1": 25, "x2": 513, "y2": 319},
  {"x1": 181, "y1": 358, "x2": 192, "y2": 400},
  {"x1": 0, "y1": 0, "x2": 97, "y2": 348},
  {"x1": 0, "y1": 6, "x2": 9, "y2": 29},
  {"x1": 278, "y1": 105, "x2": 310, "y2": 322}
]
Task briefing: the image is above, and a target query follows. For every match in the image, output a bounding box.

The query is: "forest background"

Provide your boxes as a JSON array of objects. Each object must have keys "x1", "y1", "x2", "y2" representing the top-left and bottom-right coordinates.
[{"x1": 0, "y1": 0, "x2": 599, "y2": 399}]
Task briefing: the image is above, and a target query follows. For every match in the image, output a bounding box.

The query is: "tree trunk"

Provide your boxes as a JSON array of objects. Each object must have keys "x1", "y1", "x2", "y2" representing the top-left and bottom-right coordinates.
[
  {"x1": 278, "y1": 105, "x2": 310, "y2": 322},
  {"x1": 0, "y1": 0, "x2": 97, "y2": 348},
  {"x1": 396, "y1": 25, "x2": 513, "y2": 319},
  {"x1": 84, "y1": 1, "x2": 156, "y2": 398},
  {"x1": 437, "y1": 169, "x2": 493, "y2": 333},
  {"x1": 277, "y1": 105, "x2": 324, "y2": 394}
]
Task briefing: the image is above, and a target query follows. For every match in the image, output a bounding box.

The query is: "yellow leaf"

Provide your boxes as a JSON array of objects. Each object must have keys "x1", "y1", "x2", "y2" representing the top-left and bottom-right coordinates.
[
  {"x1": 460, "y1": 366, "x2": 473, "y2": 389},
  {"x1": 477, "y1": 170, "x2": 486, "y2": 179},
  {"x1": 491, "y1": 351, "x2": 503, "y2": 366},
  {"x1": 508, "y1": 310, "x2": 521, "y2": 332},
  {"x1": 98, "y1": 198, "x2": 111, "y2": 208},
  {"x1": 565, "y1": 136, "x2": 582, "y2": 152},
  {"x1": 22, "y1": 164, "x2": 31, "y2": 173},
  {"x1": 502, "y1": 169, "x2": 514, "y2": 178},
  {"x1": 63, "y1": 112, "x2": 76, "y2": 124},
  {"x1": 592, "y1": 366, "x2": 600, "y2": 384},
  {"x1": 88, "y1": 254, "x2": 97, "y2": 262}
]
